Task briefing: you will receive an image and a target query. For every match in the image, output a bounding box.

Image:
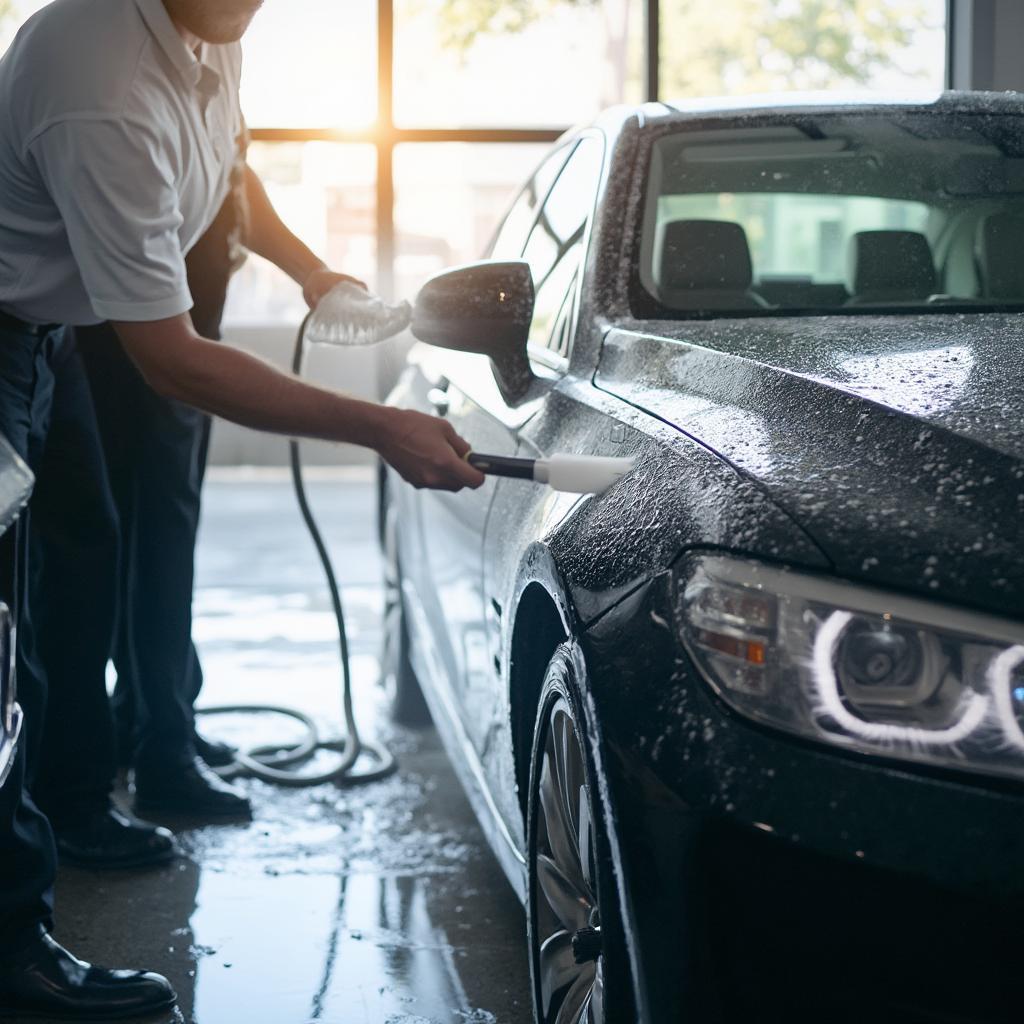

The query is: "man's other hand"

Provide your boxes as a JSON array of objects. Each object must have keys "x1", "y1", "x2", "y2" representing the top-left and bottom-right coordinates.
[
  {"x1": 302, "y1": 267, "x2": 367, "y2": 309},
  {"x1": 377, "y1": 409, "x2": 486, "y2": 492}
]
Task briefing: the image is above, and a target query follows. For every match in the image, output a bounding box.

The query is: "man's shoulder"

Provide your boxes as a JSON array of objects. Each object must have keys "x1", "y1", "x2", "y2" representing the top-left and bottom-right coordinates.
[{"x1": 2, "y1": 0, "x2": 155, "y2": 139}]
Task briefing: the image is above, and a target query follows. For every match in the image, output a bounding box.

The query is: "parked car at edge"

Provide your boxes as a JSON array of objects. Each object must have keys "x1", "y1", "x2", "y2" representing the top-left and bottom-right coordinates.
[
  {"x1": 0, "y1": 435, "x2": 32, "y2": 790},
  {"x1": 379, "y1": 92, "x2": 1024, "y2": 1024}
]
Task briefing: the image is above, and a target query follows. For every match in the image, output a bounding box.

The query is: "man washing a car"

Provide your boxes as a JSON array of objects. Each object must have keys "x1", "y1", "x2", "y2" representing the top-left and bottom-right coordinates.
[{"x1": 0, "y1": 0, "x2": 483, "y2": 1016}]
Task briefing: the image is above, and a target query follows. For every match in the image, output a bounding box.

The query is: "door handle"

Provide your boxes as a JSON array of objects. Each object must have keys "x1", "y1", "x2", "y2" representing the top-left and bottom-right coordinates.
[{"x1": 427, "y1": 387, "x2": 450, "y2": 415}]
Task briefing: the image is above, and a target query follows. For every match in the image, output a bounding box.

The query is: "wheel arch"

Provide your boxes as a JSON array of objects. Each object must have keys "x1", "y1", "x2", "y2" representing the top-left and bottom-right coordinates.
[
  {"x1": 507, "y1": 547, "x2": 574, "y2": 827},
  {"x1": 508, "y1": 550, "x2": 651, "y2": 1020}
]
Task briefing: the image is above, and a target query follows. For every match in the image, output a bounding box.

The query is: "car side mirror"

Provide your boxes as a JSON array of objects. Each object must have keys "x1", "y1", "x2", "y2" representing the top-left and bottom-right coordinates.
[{"x1": 411, "y1": 260, "x2": 535, "y2": 405}]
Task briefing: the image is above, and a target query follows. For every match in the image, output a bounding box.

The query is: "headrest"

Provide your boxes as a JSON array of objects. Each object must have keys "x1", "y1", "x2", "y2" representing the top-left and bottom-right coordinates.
[
  {"x1": 975, "y1": 213, "x2": 1024, "y2": 299},
  {"x1": 659, "y1": 220, "x2": 754, "y2": 293},
  {"x1": 846, "y1": 231, "x2": 936, "y2": 299}
]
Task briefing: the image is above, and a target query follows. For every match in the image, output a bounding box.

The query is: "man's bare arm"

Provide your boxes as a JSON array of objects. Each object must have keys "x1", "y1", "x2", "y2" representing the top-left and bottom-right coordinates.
[
  {"x1": 111, "y1": 315, "x2": 484, "y2": 492},
  {"x1": 242, "y1": 164, "x2": 354, "y2": 307}
]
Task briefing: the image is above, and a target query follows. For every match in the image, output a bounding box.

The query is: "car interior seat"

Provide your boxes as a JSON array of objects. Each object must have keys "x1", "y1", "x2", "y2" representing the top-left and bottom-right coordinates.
[
  {"x1": 974, "y1": 212, "x2": 1024, "y2": 301},
  {"x1": 657, "y1": 219, "x2": 770, "y2": 311},
  {"x1": 845, "y1": 230, "x2": 937, "y2": 305}
]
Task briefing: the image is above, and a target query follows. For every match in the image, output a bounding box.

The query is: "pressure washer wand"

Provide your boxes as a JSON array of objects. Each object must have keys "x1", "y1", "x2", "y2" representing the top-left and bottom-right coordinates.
[{"x1": 466, "y1": 452, "x2": 634, "y2": 494}]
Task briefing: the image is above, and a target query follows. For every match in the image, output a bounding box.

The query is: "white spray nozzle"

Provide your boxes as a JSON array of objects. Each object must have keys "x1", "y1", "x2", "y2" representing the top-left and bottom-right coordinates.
[
  {"x1": 533, "y1": 454, "x2": 635, "y2": 494},
  {"x1": 304, "y1": 280, "x2": 412, "y2": 347},
  {"x1": 466, "y1": 452, "x2": 635, "y2": 494}
]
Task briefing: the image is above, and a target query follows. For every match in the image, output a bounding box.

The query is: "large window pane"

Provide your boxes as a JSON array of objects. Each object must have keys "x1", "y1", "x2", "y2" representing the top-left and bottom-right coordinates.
[
  {"x1": 224, "y1": 143, "x2": 376, "y2": 326},
  {"x1": 394, "y1": 0, "x2": 643, "y2": 127},
  {"x1": 240, "y1": 0, "x2": 377, "y2": 128},
  {"x1": 393, "y1": 143, "x2": 549, "y2": 299},
  {"x1": 660, "y1": 0, "x2": 947, "y2": 98},
  {"x1": 1, "y1": 1, "x2": 378, "y2": 126}
]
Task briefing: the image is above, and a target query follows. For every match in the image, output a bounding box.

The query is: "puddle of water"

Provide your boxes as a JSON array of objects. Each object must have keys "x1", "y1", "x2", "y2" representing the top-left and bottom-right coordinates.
[{"x1": 44, "y1": 479, "x2": 532, "y2": 1024}]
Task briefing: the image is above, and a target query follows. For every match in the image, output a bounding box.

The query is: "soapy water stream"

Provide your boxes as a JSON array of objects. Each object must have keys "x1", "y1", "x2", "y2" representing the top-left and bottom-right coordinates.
[
  {"x1": 304, "y1": 280, "x2": 413, "y2": 349},
  {"x1": 303, "y1": 279, "x2": 417, "y2": 403}
]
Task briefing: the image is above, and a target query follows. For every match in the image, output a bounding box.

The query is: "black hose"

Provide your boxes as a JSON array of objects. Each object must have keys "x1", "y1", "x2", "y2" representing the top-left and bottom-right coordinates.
[{"x1": 196, "y1": 312, "x2": 397, "y2": 786}]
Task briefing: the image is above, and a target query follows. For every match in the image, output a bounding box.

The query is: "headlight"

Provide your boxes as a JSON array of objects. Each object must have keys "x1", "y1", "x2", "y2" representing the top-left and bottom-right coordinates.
[{"x1": 680, "y1": 556, "x2": 1024, "y2": 782}]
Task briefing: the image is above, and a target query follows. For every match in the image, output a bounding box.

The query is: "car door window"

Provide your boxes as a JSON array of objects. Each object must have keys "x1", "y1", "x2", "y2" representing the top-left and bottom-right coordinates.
[
  {"x1": 548, "y1": 271, "x2": 579, "y2": 360},
  {"x1": 522, "y1": 136, "x2": 603, "y2": 287},
  {"x1": 523, "y1": 135, "x2": 603, "y2": 365},
  {"x1": 488, "y1": 144, "x2": 575, "y2": 260},
  {"x1": 529, "y1": 243, "x2": 582, "y2": 359}
]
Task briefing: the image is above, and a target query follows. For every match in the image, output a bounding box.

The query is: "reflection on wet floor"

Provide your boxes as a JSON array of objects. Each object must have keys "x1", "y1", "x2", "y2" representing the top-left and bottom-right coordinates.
[{"x1": 39, "y1": 472, "x2": 532, "y2": 1024}]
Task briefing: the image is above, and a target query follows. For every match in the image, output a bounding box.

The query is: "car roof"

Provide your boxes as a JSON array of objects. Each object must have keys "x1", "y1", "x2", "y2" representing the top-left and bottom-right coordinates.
[
  {"x1": 582, "y1": 90, "x2": 1024, "y2": 148},
  {"x1": 635, "y1": 89, "x2": 1024, "y2": 127}
]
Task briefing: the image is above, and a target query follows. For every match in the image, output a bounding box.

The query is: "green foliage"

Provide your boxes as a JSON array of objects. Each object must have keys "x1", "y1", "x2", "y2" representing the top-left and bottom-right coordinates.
[
  {"x1": 660, "y1": 0, "x2": 936, "y2": 95},
  {"x1": 433, "y1": 0, "x2": 590, "y2": 52},
  {"x1": 429, "y1": 0, "x2": 938, "y2": 93}
]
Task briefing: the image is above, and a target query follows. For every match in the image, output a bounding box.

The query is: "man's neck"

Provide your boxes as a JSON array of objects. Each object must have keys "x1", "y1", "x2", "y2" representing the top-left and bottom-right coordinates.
[{"x1": 164, "y1": 3, "x2": 201, "y2": 54}]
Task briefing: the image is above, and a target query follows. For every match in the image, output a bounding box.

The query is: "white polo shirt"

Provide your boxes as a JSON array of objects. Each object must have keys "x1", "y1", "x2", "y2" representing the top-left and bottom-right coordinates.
[{"x1": 0, "y1": 0, "x2": 243, "y2": 325}]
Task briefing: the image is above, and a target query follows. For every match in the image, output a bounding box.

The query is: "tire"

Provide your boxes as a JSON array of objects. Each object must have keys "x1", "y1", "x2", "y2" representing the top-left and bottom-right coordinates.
[
  {"x1": 527, "y1": 642, "x2": 636, "y2": 1024},
  {"x1": 380, "y1": 493, "x2": 431, "y2": 727}
]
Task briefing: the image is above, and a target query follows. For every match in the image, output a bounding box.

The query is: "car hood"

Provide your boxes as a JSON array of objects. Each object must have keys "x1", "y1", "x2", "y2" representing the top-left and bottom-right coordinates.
[{"x1": 595, "y1": 313, "x2": 1024, "y2": 617}]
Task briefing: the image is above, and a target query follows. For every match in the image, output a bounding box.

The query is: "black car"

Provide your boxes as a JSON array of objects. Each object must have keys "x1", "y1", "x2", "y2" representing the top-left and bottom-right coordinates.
[
  {"x1": 379, "y1": 92, "x2": 1024, "y2": 1024},
  {"x1": 0, "y1": 435, "x2": 32, "y2": 790}
]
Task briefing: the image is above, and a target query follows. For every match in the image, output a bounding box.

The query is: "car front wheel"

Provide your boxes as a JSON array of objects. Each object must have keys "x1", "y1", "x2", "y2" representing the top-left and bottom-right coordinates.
[{"x1": 527, "y1": 642, "x2": 634, "y2": 1024}]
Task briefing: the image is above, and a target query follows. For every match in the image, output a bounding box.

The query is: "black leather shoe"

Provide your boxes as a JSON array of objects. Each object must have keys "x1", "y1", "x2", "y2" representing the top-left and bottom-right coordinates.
[
  {"x1": 0, "y1": 928, "x2": 176, "y2": 1020},
  {"x1": 194, "y1": 731, "x2": 237, "y2": 769},
  {"x1": 54, "y1": 806, "x2": 176, "y2": 870},
  {"x1": 134, "y1": 756, "x2": 251, "y2": 819}
]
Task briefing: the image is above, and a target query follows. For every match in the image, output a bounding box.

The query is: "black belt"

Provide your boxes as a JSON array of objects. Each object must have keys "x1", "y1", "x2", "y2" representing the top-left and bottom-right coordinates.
[{"x1": 0, "y1": 308, "x2": 57, "y2": 337}]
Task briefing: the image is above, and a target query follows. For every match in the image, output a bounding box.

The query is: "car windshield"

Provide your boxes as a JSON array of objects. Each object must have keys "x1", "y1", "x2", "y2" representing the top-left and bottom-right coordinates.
[{"x1": 637, "y1": 111, "x2": 1024, "y2": 318}]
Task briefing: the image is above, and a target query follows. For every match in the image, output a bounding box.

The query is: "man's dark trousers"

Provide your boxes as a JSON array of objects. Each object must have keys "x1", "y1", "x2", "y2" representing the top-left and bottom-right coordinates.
[
  {"x1": 24, "y1": 310, "x2": 205, "y2": 824},
  {"x1": 0, "y1": 323, "x2": 63, "y2": 950},
  {"x1": 28, "y1": 337, "x2": 120, "y2": 824},
  {"x1": 71, "y1": 180, "x2": 242, "y2": 777},
  {"x1": 73, "y1": 331, "x2": 206, "y2": 775}
]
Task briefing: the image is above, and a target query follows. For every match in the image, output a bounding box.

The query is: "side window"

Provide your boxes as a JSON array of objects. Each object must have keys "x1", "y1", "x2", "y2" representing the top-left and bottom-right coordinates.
[
  {"x1": 528, "y1": 245, "x2": 581, "y2": 356},
  {"x1": 523, "y1": 137, "x2": 602, "y2": 286},
  {"x1": 488, "y1": 144, "x2": 574, "y2": 260},
  {"x1": 548, "y1": 273, "x2": 579, "y2": 360},
  {"x1": 523, "y1": 136, "x2": 602, "y2": 362}
]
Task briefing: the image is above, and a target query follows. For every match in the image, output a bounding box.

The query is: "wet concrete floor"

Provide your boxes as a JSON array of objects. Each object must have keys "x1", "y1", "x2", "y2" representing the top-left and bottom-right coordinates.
[{"x1": 38, "y1": 472, "x2": 533, "y2": 1024}]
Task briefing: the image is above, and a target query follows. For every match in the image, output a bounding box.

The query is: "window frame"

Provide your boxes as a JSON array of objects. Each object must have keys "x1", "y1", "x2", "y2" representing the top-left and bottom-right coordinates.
[
  {"x1": 246, "y1": 0, "x2": 661, "y2": 301},
  {"x1": 245, "y1": 0, "x2": 950, "y2": 309}
]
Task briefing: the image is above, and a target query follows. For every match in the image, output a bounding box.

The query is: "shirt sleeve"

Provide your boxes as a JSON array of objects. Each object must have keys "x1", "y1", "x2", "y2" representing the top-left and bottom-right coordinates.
[{"x1": 28, "y1": 117, "x2": 193, "y2": 322}]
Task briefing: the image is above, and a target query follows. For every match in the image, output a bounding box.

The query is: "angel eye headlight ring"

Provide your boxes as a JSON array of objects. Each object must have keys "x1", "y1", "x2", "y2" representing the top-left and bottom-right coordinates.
[{"x1": 679, "y1": 556, "x2": 1024, "y2": 782}]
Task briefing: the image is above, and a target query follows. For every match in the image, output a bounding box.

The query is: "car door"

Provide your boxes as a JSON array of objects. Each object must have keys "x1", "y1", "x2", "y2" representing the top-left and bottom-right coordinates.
[
  {"x1": 405, "y1": 143, "x2": 576, "y2": 722},
  {"x1": 418, "y1": 135, "x2": 605, "y2": 766}
]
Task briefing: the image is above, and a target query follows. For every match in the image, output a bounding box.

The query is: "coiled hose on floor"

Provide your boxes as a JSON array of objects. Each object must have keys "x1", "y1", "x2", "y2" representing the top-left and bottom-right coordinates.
[{"x1": 196, "y1": 311, "x2": 397, "y2": 787}]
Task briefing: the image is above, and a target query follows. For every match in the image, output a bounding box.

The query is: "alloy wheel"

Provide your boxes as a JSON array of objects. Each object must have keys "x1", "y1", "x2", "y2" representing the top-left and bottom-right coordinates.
[{"x1": 533, "y1": 695, "x2": 605, "y2": 1024}]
